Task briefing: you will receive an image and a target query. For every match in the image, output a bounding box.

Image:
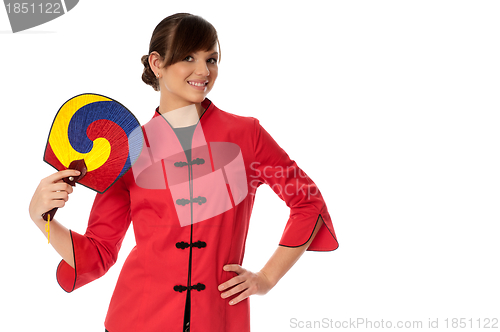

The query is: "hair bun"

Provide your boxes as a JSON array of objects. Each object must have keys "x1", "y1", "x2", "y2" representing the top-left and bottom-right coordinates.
[{"x1": 141, "y1": 54, "x2": 160, "y2": 91}]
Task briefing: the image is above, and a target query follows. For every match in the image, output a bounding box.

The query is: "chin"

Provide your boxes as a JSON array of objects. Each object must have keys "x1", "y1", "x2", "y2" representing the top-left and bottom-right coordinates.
[
  {"x1": 185, "y1": 96, "x2": 205, "y2": 104},
  {"x1": 188, "y1": 91, "x2": 210, "y2": 103}
]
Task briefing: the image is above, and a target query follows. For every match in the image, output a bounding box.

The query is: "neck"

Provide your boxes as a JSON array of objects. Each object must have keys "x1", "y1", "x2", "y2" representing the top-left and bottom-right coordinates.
[
  {"x1": 158, "y1": 102, "x2": 204, "y2": 117},
  {"x1": 157, "y1": 93, "x2": 205, "y2": 118},
  {"x1": 160, "y1": 104, "x2": 200, "y2": 128}
]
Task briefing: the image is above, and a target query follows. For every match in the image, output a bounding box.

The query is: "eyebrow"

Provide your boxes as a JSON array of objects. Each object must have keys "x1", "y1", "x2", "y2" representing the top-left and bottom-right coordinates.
[{"x1": 191, "y1": 51, "x2": 219, "y2": 57}]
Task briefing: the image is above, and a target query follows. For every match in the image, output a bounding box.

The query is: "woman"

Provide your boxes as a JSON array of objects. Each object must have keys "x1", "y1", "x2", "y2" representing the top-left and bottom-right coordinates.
[{"x1": 29, "y1": 13, "x2": 338, "y2": 332}]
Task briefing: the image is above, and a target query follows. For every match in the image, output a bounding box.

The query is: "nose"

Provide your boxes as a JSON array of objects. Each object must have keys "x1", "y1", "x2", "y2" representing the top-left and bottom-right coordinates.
[{"x1": 194, "y1": 60, "x2": 210, "y2": 77}]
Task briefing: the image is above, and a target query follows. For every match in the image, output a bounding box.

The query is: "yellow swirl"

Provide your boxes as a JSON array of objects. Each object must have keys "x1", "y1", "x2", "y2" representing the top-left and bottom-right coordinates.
[{"x1": 49, "y1": 94, "x2": 112, "y2": 171}]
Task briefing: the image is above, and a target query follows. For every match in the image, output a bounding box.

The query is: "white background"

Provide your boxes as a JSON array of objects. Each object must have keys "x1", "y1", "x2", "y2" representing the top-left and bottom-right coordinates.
[{"x1": 1, "y1": 1, "x2": 499, "y2": 331}]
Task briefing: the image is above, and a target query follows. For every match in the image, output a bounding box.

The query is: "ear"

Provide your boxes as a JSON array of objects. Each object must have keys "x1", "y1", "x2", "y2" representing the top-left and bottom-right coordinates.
[{"x1": 149, "y1": 51, "x2": 164, "y2": 73}]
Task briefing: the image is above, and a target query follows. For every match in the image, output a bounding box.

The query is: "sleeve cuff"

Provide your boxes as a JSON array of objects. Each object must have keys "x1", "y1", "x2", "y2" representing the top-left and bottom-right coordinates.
[
  {"x1": 279, "y1": 211, "x2": 339, "y2": 252},
  {"x1": 56, "y1": 230, "x2": 77, "y2": 293}
]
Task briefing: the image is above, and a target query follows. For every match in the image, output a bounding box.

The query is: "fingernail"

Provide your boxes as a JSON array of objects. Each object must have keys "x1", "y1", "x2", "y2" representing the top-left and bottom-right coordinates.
[{"x1": 229, "y1": 300, "x2": 234, "y2": 305}]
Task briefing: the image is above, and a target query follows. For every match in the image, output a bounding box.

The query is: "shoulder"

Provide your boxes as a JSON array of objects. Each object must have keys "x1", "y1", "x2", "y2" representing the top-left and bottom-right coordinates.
[{"x1": 210, "y1": 102, "x2": 260, "y2": 131}]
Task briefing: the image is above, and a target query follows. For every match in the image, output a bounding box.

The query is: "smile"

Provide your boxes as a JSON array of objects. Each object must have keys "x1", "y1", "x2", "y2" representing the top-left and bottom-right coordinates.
[{"x1": 188, "y1": 81, "x2": 208, "y2": 87}]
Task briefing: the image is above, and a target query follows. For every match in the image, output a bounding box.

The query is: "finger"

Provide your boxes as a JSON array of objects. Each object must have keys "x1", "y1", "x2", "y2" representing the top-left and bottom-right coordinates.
[
  {"x1": 40, "y1": 188, "x2": 70, "y2": 211},
  {"x1": 46, "y1": 197, "x2": 66, "y2": 209},
  {"x1": 51, "y1": 182, "x2": 74, "y2": 194},
  {"x1": 54, "y1": 199, "x2": 67, "y2": 208},
  {"x1": 221, "y1": 281, "x2": 248, "y2": 299},
  {"x1": 223, "y1": 264, "x2": 244, "y2": 274},
  {"x1": 46, "y1": 169, "x2": 81, "y2": 184},
  {"x1": 218, "y1": 264, "x2": 244, "y2": 290},
  {"x1": 229, "y1": 289, "x2": 253, "y2": 306},
  {"x1": 51, "y1": 191, "x2": 69, "y2": 202},
  {"x1": 218, "y1": 274, "x2": 246, "y2": 291}
]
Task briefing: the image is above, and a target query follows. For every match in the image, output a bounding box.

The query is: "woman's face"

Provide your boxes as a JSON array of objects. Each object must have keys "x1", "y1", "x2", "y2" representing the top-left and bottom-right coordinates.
[{"x1": 159, "y1": 47, "x2": 219, "y2": 109}]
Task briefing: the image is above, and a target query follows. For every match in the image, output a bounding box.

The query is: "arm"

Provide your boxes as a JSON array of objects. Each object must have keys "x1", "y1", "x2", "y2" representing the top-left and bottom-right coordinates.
[
  {"x1": 260, "y1": 215, "x2": 323, "y2": 287},
  {"x1": 29, "y1": 169, "x2": 132, "y2": 292},
  {"x1": 218, "y1": 120, "x2": 338, "y2": 305},
  {"x1": 218, "y1": 216, "x2": 324, "y2": 305},
  {"x1": 29, "y1": 169, "x2": 81, "y2": 268},
  {"x1": 32, "y1": 217, "x2": 75, "y2": 268}
]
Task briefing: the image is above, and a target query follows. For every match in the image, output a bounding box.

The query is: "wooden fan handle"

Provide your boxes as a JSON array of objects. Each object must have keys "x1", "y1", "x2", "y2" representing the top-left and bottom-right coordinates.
[
  {"x1": 42, "y1": 159, "x2": 87, "y2": 221},
  {"x1": 42, "y1": 207, "x2": 58, "y2": 222}
]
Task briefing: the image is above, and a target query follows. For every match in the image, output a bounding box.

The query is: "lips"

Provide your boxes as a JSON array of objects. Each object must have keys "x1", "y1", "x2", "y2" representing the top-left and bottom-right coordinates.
[
  {"x1": 188, "y1": 81, "x2": 208, "y2": 87},
  {"x1": 187, "y1": 80, "x2": 209, "y2": 91}
]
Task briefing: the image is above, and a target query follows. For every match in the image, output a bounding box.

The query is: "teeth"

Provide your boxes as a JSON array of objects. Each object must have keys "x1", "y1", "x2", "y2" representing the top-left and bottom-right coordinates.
[{"x1": 188, "y1": 81, "x2": 207, "y2": 87}]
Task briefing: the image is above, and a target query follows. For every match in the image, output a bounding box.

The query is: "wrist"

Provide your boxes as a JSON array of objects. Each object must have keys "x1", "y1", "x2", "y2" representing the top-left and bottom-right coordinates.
[
  {"x1": 30, "y1": 213, "x2": 44, "y2": 225},
  {"x1": 258, "y1": 269, "x2": 277, "y2": 289}
]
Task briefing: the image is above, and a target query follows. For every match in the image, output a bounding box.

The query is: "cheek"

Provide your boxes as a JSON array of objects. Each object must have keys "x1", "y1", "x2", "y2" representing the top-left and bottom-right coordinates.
[
  {"x1": 163, "y1": 71, "x2": 188, "y2": 91},
  {"x1": 210, "y1": 68, "x2": 219, "y2": 83},
  {"x1": 164, "y1": 65, "x2": 191, "y2": 85},
  {"x1": 162, "y1": 77, "x2": 176, "y2": 92}
]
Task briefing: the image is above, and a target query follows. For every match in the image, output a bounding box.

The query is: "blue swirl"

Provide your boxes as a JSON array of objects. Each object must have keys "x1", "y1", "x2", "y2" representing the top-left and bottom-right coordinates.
[{"x1": 67, "y1": 100, "x2": 142, "y2": 177}]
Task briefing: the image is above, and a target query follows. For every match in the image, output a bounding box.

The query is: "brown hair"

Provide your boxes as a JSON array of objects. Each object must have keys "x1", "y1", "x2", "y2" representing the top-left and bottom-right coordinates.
[{"x1": 141, "y1": 13, "x2": 220, "y2": 91}]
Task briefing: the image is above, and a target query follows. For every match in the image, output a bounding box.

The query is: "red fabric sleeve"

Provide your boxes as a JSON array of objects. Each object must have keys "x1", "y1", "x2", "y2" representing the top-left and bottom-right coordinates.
[
  {"x1": 252, "y1": 119, "x2": 339, "y2": 251},
  {"x1": 56, "y1": 172, "x2": 132, "y2": 292}
]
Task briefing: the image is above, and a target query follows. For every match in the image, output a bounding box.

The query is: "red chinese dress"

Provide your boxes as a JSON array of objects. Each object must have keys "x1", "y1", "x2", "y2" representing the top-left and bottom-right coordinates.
[{"x1": 56, "y1": 98, "x2": 339, "y2": 332}]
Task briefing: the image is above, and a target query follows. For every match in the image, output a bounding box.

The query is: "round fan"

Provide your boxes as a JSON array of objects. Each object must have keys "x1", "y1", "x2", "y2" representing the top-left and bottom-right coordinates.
[{"x1": 42, "y1": 93, "x2": 143, "y2": 240}]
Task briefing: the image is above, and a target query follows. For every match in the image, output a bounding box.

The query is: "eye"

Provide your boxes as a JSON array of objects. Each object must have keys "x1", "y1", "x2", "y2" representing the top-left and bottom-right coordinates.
[
  {"x1": 207, "y1": 58, "x2": 217, "y2": 65},
  {"x1": 183, "y1": 56, "x2": 194, "y2": 62}
]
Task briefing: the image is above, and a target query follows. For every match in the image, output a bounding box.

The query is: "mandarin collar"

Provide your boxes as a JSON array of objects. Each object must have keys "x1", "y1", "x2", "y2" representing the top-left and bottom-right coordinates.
[{"x1": 153, "y1": 98, "x2": 213, "y2": 124}]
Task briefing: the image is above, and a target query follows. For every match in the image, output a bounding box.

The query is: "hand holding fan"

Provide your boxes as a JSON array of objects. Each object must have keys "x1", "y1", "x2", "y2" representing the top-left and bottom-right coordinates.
[{"x1": 42, "y1": 93, "x2": 143, "y2": 242}]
